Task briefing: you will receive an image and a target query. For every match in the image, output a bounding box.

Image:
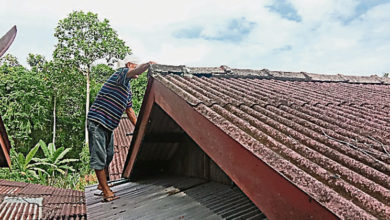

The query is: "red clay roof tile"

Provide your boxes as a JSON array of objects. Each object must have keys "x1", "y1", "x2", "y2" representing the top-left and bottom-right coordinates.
[{"x1": 109, "y1": 116, "x2": 134, "y2": 181}]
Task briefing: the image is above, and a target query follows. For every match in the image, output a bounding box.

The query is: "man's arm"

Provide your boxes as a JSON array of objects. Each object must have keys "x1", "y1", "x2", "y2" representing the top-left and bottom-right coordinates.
[
  {"x1": 126, "y1": 62, "x2": 154, "y2": 79},
  {"x1": 126, "y1": 107, "x2": 137, "y2": 126}
]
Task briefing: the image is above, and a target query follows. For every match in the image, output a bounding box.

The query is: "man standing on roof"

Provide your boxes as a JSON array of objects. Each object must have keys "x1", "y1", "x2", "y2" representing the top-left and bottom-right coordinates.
[{"x1": 87, "y1": 60, "x2": 154, "y2": 202}]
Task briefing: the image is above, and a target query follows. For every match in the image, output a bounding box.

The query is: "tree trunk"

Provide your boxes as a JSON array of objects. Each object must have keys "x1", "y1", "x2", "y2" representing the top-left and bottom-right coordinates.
[
  {"x1": 52, "y1": 95, "x2": 56, "y2": 145},
  {"x1": 85, "y1": 68, "x2": 90, "y2": 146}
]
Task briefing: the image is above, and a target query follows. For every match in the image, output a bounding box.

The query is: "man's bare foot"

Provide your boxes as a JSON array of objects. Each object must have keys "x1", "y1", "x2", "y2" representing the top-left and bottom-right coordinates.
[
  {"x1": 102, "y1": 190, "x2": 119, "y2": 202},
  {"x1": 95, "y1": 184, "x2": 115, "y2": 196},
  {"x1": 97, "y1": 183, "x2": 113, "y2": 190}
]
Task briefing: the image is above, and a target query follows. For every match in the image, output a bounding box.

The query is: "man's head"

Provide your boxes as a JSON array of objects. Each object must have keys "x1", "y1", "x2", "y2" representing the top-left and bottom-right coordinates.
[
  {"x1": 125, "y1": 62, "x2": 137, "y2": 70},
  {"x1": 118, "y1": 55, "x2": 140, "y2": 69}
]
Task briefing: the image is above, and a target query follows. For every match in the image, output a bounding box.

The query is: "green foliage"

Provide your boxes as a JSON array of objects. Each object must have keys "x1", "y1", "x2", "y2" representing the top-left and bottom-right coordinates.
[
  {"x1": 44, "y1": 61, "x2": 86, "y2": 152},
  {"x1": 0, "y1": 140, "x2": 83, "y2": 189},
  {"x1": 384, "y1": 73, "x2": 389, "y2": 78},
  {"x1": 0, "y1": 54, "x2": 20, "y2": 67},
  {"x1": 130, "y1": 72, "x2": 148, "y2": 114},
  {"x1": 27, "y1": 53, "x2": 48, "y2": 73},
  {"x1": 2, "y1": 143, "x2": 45, "y2": 182},
  {"x1": 0, "y1": 11, "x2": 147, "y2": 191},
  {"x1": 0, "y1": 64, "x2": 51, "y2": 151},
  {"x1": 53, "y1": 10, "x2": 132, "y2": 145},
  {"x1": 91, "y1": 63, "x2": 114, "y2": 83},
  {"x1": 79, "y1": 144, "x2": 91, "y2": 176},
  {"x1": 53, "y1": 10, "x2": 131, "y2": 69},
  {"x1": 33, "y1": 140, "x2": 78, "y2": 185}
]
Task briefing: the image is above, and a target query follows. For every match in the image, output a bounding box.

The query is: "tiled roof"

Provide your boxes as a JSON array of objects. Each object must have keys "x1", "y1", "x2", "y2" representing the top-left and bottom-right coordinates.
[
  {"x1": 109, "y1": 116, "x2": 134, "y2": 181},
  {"x1": 135, "y1": 64, "x2": 390, "y2": 219},
  {"x1": 0, "y1": 179, "x2": 86, "y2": 219}
]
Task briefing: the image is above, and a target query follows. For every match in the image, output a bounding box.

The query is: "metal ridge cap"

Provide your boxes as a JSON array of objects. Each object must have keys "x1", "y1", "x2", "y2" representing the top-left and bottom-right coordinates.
[{"x1": 148, "y1": 64, "x2": 390, "y2": 84}]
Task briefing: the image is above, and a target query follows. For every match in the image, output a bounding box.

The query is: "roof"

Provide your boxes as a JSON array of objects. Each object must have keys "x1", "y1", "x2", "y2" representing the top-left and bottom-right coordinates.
[
  {"x1": 0, "y1": 26, "x2": 16, "y2": 168},
  {"x1": 123, "y1": 64, "x2": 390, "y2": 219},
  {"x1": 86, "y1": 175, "x2": 264, "y2": 220},
  {"x1": 0, "y1": 179, "x2": 86, "y2": 219},
  {"x1": 109, "y1": 116, "x2": 134, "y2": 181},
  {"x1": 0, "y1": 115, "x2": 11, "y2": 167}
]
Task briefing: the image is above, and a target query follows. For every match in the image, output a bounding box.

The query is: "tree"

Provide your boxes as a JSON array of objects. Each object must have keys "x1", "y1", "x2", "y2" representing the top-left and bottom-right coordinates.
[
  {"x1": 53, "y1": 11, "x2": 131, "y2": 145},
  {"x1": 0, "y1": 54, "x2": 20, "y2": 67},
  {"x1": 27, "y1": 53, "x2": 48, "y2": 73},
  {"x1": 91, "y1": 63, "x2": 114, "y2": 83},
  {"x1": 384, "y1": 73, "x2": 389, "y2": 78},
  {"x1": 0, "y1": 64, "x2": 51, "y2": 151}
]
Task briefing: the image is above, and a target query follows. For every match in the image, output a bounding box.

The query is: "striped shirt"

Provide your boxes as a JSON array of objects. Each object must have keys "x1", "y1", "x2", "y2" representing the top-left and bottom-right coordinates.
[{"x1": 88, "y1": 68, "x2": 132, "y2": 131}]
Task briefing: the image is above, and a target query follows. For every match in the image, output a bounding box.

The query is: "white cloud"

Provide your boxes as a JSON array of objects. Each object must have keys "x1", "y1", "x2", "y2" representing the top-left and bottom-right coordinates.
[{"x1": 1, "y1": 0, "x2": 390, "y2": 75}]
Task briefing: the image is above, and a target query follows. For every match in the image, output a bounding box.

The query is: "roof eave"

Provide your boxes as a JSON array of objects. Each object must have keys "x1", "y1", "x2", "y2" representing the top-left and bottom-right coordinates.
[{"x1": 0, "y1": 115, "x2": 11, "y2": 167}]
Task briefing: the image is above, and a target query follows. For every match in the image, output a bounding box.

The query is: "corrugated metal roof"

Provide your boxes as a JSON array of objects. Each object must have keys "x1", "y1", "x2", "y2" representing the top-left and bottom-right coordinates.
[
  {"x1": 0, "y1": 179, "x2": 86, "y2": 219},
  {"x1": 139, "y1": 65, "x2": 390, "y2": 219},
  {"x1": 109, "y1": 116, "x2": 134, "y2": 181},
  {"x1": 86, "y1": 176, "x2": 265, "y2": 220}
]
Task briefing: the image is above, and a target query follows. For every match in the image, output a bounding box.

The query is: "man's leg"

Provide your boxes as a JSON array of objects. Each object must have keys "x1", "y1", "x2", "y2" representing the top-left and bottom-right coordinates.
[
  {"x1": 88, "y1": 120, "x2": 118, "y2": 201},
  {"x1": 105, "y1": 132, "x2": 114, "y2": 181},
  {"x1": 95, "y1": 169, "x2": 115, "y2": 198},
  {"x1": 97, "y1": 167, "x2": 110, "y2": 191},
  {"x1": 97, "y1": 132, "x2": 113, "y2": 190},
  {"x1": 105, "y1": 167, "x2": 110, "y2": 181}
]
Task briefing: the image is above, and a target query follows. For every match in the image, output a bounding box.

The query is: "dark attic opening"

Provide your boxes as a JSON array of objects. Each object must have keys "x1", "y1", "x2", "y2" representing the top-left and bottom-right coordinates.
[{"x1": 130, "y1": 103, "x2": 266, "y2": 219}]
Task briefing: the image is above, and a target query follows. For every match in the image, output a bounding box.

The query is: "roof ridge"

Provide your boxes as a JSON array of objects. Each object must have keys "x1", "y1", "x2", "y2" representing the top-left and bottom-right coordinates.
[{"x1": 149, "y1": 64, "x2": 390, "y2": 85}]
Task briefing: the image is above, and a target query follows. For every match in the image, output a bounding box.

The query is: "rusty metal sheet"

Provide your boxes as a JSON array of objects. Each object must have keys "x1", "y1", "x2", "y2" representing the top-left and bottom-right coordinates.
[
  {"x1": 0, "y1": 179, "x2": 86, "y2": 219},
  {"x1": 85, "y1": 176, "x2": 264, "y2": 220}
]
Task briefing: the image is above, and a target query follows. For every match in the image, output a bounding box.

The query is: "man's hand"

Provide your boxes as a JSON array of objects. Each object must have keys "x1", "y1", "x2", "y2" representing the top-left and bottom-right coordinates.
[{"x1": 126, "y1": 61, "x2": 156, "y2": 79}]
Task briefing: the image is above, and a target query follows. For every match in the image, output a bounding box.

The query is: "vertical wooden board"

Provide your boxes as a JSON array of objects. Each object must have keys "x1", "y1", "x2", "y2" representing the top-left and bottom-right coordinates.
[{"x1": 209, "y1": 156, "x2": 232, "y2": 185}]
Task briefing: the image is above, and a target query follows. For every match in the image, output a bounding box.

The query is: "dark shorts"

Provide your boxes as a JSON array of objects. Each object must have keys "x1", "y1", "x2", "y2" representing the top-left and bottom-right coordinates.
[{"x1": 88, "y1": 120, "x2": 114, "y2": 170}]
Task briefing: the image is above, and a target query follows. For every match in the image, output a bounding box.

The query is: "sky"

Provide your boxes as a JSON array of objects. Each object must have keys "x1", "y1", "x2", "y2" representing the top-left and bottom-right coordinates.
[{"x1": 1, "y1": 0, "x2": 390, "y2": 76}]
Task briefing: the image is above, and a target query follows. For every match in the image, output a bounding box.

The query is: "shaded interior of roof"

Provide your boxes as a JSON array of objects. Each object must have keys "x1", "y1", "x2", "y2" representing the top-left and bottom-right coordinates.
[
  {"x1": 0, "y1": 150, "x2": 7, "y2": 167},
  {"x1": 131, "y1": 104, "x2": 229, "y2": 185},
  {"x1": 127, "y1": 103, "x2": 266, "y2": 219}
]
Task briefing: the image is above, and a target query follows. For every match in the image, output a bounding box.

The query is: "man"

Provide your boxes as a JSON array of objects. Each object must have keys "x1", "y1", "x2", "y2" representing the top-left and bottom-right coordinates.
[{"x1": 87, "y1": 60, "x2": 153, "y2": 202}]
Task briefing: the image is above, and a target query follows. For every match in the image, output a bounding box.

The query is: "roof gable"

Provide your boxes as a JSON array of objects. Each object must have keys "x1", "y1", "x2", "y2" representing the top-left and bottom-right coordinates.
[
  {"x1": 123, "y1": 64, "x2": 390, "y2": 219},
  {"x1": 0, "y1": 115, "x2": 11, "y2": 167}
]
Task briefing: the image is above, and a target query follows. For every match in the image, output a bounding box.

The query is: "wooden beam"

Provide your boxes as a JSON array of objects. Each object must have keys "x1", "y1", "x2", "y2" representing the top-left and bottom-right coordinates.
[
  {"x1": 122, "y1": 77, "x2": 155, "y2": 178},
  {"x1": 0, "y1": 115, "x2": 11, "y2": 167}
]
